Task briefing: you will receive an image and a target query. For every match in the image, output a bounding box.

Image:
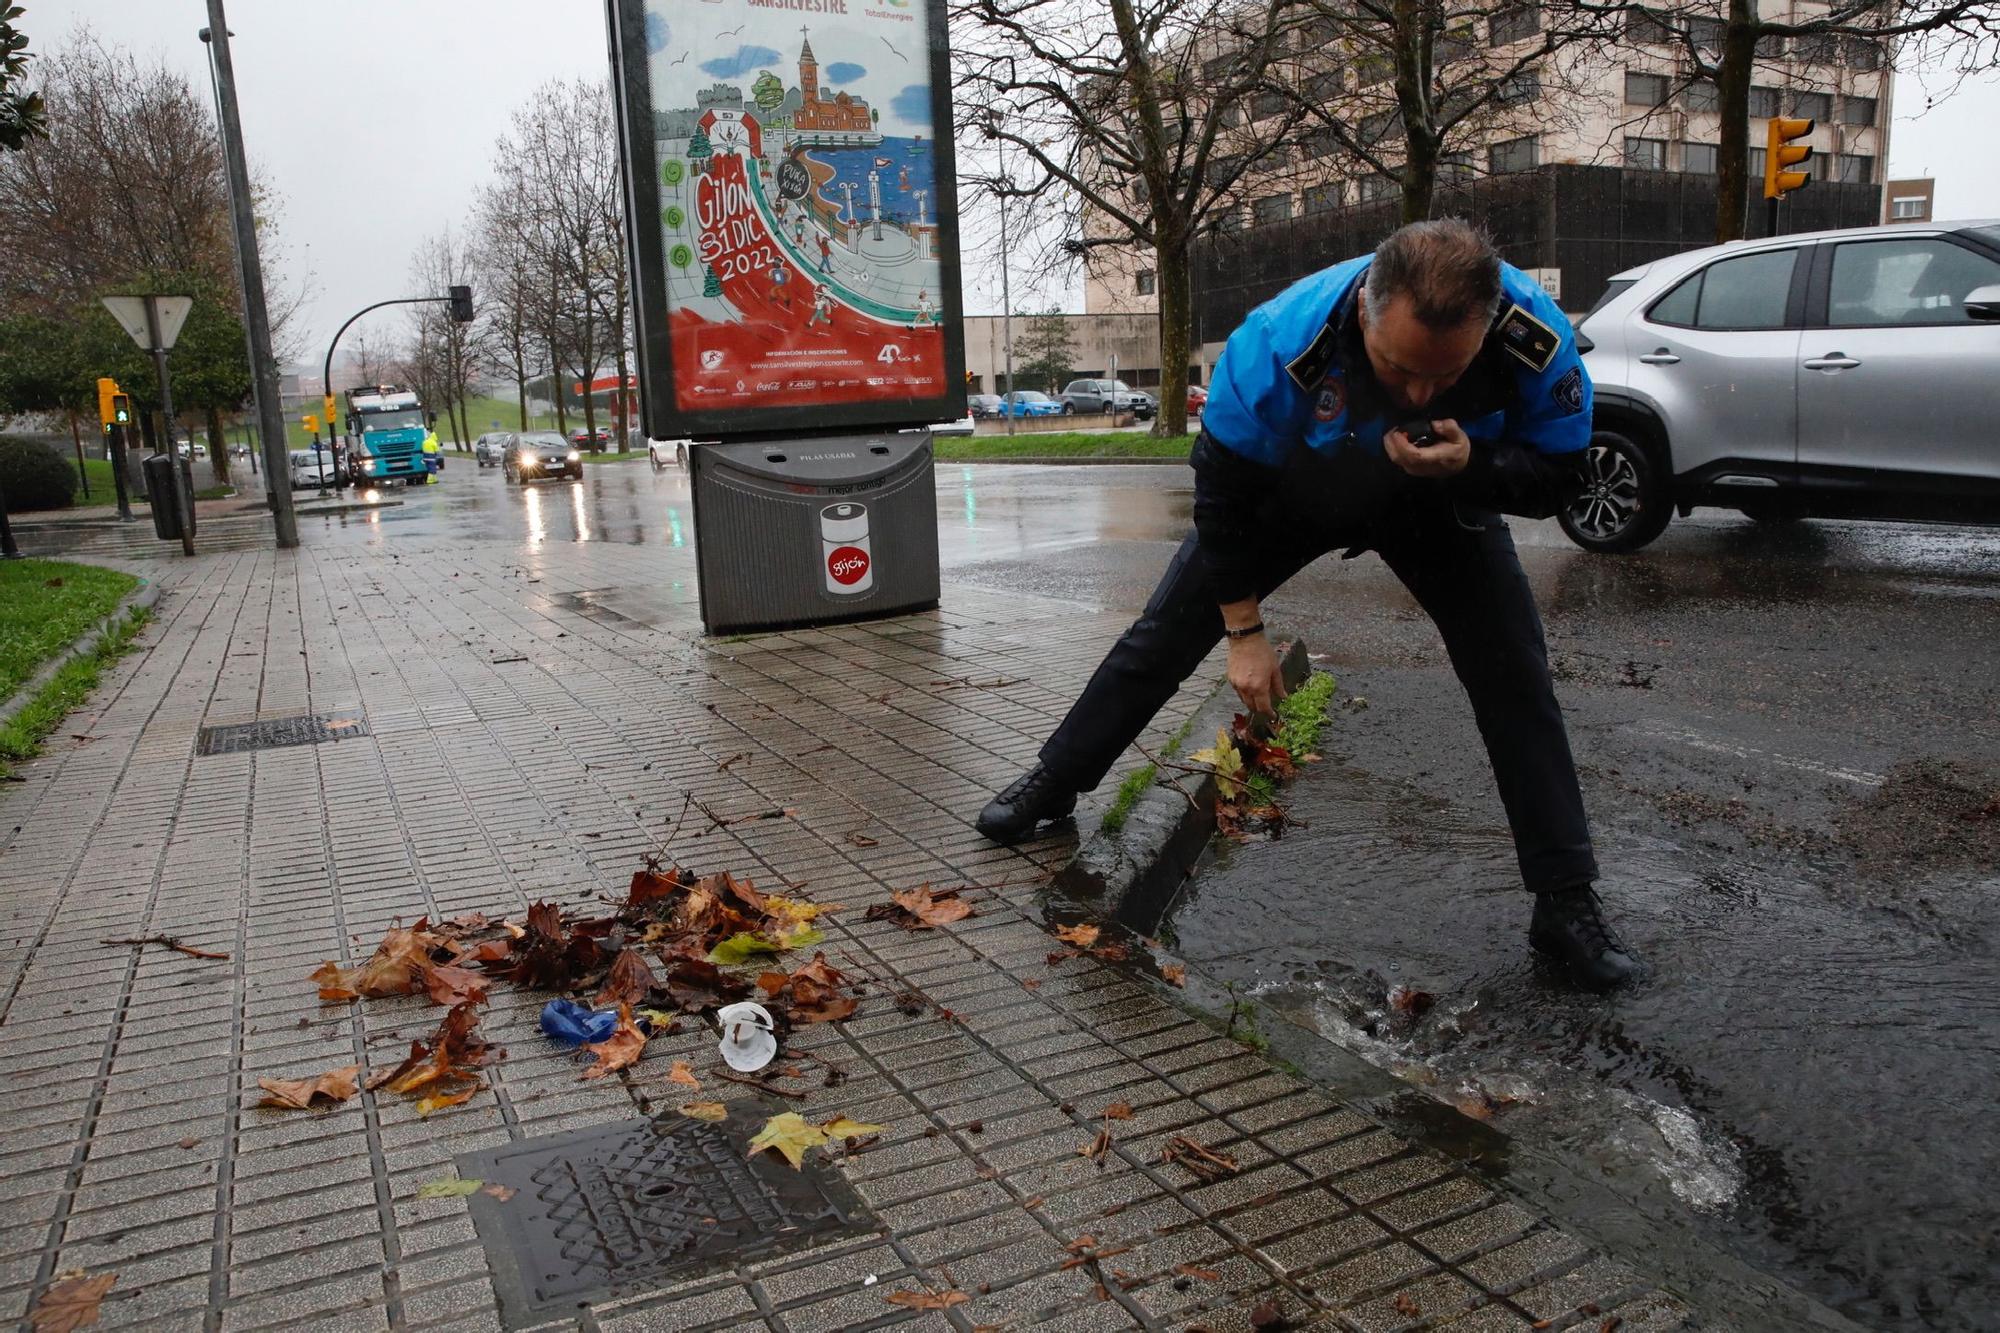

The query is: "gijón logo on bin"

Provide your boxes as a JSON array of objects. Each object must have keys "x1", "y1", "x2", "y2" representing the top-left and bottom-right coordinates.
[{"x1": 820, "y1": 502, "x2": 874, "y2": 596}]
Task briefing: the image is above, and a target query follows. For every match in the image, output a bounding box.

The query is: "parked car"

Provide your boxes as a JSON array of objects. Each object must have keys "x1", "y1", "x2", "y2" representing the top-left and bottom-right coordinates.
[
  {"x1": 967, "y1": 393, "x2": 1005, "y2": 419},
  {"x1": 287, "y1": 448, "x2": 335, "y2": 490},
  {"x1": 648, "y1": 438, "x2": 692, "y2": 469},
  {"x1": 504, "y1": 431, "x2": 582, "y2": 483},
  {"x1": 1000, "y1": 390, "x2": 1062, "y2": 418},
  {"x1": 1565, "y1": 219, "x2": 2000, "y2": 552},
  {"x1": 570, "y1": 426, "x2": 613, "y2": 451},
  {"x1": 473, "y1": 433, "x2": 510, "y2": 468},
  {"x1": 930, "y1": 414, "x2": 976, "y2": 437},
  {"x1": 1187, "y1": 384, "x2": 1209, "y2": 414},
  {"x1": 1058, "y1": 378, "x2": 1156, "y2": 418}
]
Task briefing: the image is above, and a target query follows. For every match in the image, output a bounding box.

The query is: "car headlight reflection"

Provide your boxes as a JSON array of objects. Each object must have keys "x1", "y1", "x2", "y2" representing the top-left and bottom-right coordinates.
[{"x1": 567, "y1": 450, "x2": 580, "y2": 461}]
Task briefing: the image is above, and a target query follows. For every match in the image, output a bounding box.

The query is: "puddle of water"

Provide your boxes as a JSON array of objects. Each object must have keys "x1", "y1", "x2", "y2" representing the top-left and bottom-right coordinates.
[{"x1": 1159, "y1": 763, "x2": 2000, "y2": 1331}]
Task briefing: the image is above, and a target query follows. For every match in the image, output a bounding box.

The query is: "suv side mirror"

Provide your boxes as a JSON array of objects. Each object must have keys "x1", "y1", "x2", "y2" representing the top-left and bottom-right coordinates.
[{"x1": 1964, "y1": 284, "x2": 2000, "y2": 322}]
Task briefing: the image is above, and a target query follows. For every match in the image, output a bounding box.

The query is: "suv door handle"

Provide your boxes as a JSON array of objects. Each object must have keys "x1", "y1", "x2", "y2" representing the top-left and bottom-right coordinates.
[
  {"x1": 1803, "y1": 354, "x2": 1861, "y2": 371},
  {"x1": 1638, "y1": 349, "x2": 1681, "y2": 365}
]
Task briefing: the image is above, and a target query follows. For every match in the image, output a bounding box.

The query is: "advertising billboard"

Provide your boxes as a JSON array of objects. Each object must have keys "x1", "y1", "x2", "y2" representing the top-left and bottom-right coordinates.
[{"x1": 606, "y1": 0, "x2": 967, "y2": 440}]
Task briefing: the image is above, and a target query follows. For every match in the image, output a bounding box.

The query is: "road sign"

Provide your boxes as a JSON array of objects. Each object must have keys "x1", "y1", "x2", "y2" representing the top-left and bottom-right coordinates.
[{"x1": 100, "y1": 295, "x2": 194, "y2": 351}]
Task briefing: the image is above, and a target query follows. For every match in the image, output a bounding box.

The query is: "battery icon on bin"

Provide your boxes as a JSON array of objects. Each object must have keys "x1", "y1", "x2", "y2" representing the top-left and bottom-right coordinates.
[{"x1": 820, "y1": 502, "x2": 874, "y2": 596}]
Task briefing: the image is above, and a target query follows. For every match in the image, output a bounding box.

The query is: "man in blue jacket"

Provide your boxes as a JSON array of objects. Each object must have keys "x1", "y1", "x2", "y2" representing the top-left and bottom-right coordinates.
[{"x1": 976, "y1": 220, "x2": 1639, "y2": 988}]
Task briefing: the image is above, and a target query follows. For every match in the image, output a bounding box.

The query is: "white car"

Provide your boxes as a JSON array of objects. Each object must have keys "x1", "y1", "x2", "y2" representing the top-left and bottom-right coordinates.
[
  {"x1": 929, "y1": 415, "x2": 977, "y2": 437},
  {"x1": 288, "y1": 448, "x2": 335, "y2": 490},
  {"x1": 648, "y1": 438, "x2": 692, "y2": 469}
]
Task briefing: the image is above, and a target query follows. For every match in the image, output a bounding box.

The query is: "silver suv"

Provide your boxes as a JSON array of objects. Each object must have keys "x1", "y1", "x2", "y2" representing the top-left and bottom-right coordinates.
[
  {"x1": 1058, "y1": 379, "x2": 1156, "y2": 418},
  {"x1": 1564, "y1": 219, "x2": 2000, "y2": 552}
]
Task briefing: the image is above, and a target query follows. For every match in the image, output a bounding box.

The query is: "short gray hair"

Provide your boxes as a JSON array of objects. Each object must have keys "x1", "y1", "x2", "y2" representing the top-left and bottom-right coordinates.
[{"x1": 1364, "y1": 220, "x2": 1504, "y2": 331}]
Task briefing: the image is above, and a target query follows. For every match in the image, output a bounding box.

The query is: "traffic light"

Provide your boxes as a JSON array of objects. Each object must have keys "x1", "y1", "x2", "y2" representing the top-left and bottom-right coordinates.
[
  {"x1": 112, "y1": 394, "x2": 131, "y2": 427},
  {"x1": 1764, "y1": 116, "x2": 1813, "y2": 200},
  {"x1": 97, "y1": 377, "x2": 119, "y2": 429},
  {"x1": 448, "y1": 284, "x2": 474, "y2": 323},
  {"x1": 303, "y1": 414, "x2": 320, "y2": 434}
]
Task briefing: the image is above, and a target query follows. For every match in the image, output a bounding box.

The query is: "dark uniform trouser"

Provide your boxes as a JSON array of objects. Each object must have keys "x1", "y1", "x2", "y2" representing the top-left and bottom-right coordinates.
[{"x1": 1037, "y1": 506, "x2": 1600, "y2": 894}]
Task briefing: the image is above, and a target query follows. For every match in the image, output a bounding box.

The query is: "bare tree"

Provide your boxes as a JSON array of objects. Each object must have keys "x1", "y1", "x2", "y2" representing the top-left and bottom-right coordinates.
[
  {"x1": 473, "y1": 185, "x2": 538, "y2": 430},
  {"x1": 953, "y1": 0, "x2": 1319, "y2": 437},
  {"x1": 407, "y1": 228, "x2": 481, "y2": 449}
]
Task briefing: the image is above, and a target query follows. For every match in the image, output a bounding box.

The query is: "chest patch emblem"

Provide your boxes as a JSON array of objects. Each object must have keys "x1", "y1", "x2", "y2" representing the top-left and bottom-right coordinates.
[{"x1": 1314, "y1": 379, "x2": 1346, "y2": 422}]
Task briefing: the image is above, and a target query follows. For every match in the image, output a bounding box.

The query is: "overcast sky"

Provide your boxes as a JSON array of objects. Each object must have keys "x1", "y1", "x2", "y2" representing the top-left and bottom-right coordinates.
[{"x1": 29, "y1": 0, "x2": 2000, "y2": 357}]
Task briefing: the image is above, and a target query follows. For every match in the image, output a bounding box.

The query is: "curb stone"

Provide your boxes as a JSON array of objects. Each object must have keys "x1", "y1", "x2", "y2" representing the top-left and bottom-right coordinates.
[
  {"x1": 1045, "y1": 648, "x2": 1865, "y2": 1331},
  {"x1": 0, "y1": 579, "x2": 159, "y2": 732}
]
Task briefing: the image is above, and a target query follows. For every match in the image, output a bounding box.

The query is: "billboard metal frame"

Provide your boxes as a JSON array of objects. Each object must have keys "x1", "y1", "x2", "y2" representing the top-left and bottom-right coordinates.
[{"x1": 605, "y1": 0, "x2": 968, "y2": 443}]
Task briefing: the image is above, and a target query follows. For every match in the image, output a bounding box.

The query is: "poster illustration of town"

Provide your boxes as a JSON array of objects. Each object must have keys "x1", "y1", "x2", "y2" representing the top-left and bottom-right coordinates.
[{"x1": 639, "y1": 0, "x2": 946, "y2": 416}]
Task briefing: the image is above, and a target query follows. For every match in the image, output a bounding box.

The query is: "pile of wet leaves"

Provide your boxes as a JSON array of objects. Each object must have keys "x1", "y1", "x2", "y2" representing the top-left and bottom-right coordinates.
[{"x1": 1837, "y1": 758, "x2": 2000, "y2": 877}]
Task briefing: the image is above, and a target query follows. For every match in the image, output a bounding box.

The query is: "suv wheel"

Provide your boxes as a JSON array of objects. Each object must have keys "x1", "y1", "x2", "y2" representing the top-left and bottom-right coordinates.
[
  {"x1": 1558, "y1": 429, "x2": 1672, "y2": 554},
  {"x1": 1061, "y1": 402, "x2": 1075, "y2": 415}
]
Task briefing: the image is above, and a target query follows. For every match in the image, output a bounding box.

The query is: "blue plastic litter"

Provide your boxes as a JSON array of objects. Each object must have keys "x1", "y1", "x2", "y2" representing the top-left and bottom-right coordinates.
[{"x1": 539, "y1": 998, "x2": 619, "y2": 1047}]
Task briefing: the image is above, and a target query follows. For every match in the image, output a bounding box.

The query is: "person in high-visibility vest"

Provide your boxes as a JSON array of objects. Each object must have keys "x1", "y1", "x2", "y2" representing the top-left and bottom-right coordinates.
[{"x1": 422, "y1": 429, "x2": 443, "y2": 483}]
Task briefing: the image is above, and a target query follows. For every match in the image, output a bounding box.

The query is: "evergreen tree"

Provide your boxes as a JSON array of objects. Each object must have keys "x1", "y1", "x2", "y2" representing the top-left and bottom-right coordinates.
[
  {"x1": 687, "y1": 126, "x2": 713, "y2": 173},
  {"x1": 702, "y1": 264, "x2": 722, "y2": 299}
]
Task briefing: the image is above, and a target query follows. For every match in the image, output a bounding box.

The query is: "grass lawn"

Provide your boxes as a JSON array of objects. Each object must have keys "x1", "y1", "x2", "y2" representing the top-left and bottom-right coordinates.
[
  {"x1": 0, "y1": 559, "x2": 140, "y2": 703},
  {"x1": 69, "y1": 458, "x2": 232, "y2": 507},
  {"x1": 0, "y1": 602, "x2": 150, "y2": 780},
  {"x1": 933, "y1": 432, "x2": 1193, "y2": 461},
  {"x1": 579, "y1": 451, "x2": 646, "y2": 465}
]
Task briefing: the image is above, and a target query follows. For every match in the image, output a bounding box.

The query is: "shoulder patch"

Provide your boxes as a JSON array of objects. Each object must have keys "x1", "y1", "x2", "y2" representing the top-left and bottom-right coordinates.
[
  {"x1": 1284, "y1": 318, "x2": 1341, "y2": 391},
  {"x1": 1313, "y1": 378, "x2": 1346, "y2": 423},
  {"x1": 1495, "y1": 302, "x2": 1561, "y2": 373},
  {"x1": 1552, "y1": 365, "x2": 1584, "y2": 415}
]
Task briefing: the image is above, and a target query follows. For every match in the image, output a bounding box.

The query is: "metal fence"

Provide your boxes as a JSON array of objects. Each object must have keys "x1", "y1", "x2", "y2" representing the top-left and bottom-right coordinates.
[{"x1": 1189, "y1": 164, "x2": 1884, "y2": 338}]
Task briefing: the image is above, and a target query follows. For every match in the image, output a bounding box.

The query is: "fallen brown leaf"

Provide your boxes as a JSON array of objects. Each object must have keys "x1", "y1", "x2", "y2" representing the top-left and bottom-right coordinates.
[
  {"x1": 666, "y1": 1059, "x2": 700, "y2": 1088},
  {"x1": 480, "y1": 1183, "x2": 516, "y2": 1201},
  {"x1": 1052, "y1": 923, "x2": 1101, "y2": 948},
  {"x1": 1160, "y1": 963, "x2": 1186, "y2": 987},
  {"x1": 1173, "y1": 1264, "x2": 1220, "y2": 1281},
  {"x1": 863, "y1": 883, "x2": 974, "y2": 930},
  {"x1": 1099, "y1": 1102, "x2": 1133, "y2": 1120},
  {"x1": 1249, "y1": 1295, "x2": 1288, "y2": 1329},
  {"x1": 177, "y1": 1137, "x2": 198, "y2": 1150},
  {"x1": 29, "y1": 1271, "x2": 116, "y2": 1332},
  {"x1": 594, "y1": 947, "x2": 657, "y2": 1008},
  {"x1": 1394, "y1": 1291, "x2": 1421, "y2": 1317},
  {"x1": 1079, "y1": 1128, "x2": 1111, "y2": 1165},
  {"x1": 256, "y1": 1064, "x2": 360, "y2": 1110},
  {"x1": 580, "y1": 1003, "x2": 646, "y2": 1080},
  {"x1": 679, "y1": 1101, "x2": 728, "y2": 1121},
  {"x1": 883, "y1": 1289, "x2": 969, "y2": 1310},
  {"x1": 1160, "y1": 1134, "x2": 1238, "y2": 1183},
  {"x1": 421, "y1": 963, "x2": 489, "y2": 1008}
]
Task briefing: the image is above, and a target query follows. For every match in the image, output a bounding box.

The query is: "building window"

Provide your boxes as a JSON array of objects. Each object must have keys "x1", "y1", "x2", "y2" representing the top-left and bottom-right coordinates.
[
  {"x1": 1681, "y1": 142, "x2": 1718, "y2": 174},
  {"x1": 1687, "y1": 17, "x2": 1724, "y2": 50},
  {"x1": 1203, "y1": 53, "x2": 1238, "y2": 81},
  {"x1": 1253, "y1": 89, "x2": 1289, "y2": 120},
  {"x1": 1846, "y1": 38, "x2": 1884, "y2": 71},
  {"x1": 1747, "y1": 86, "x2": 1781, "y2": 118},
  {"x1": 1794, "y1": 32, "x2": 1841, "y2": 65},
  {"x1": 1301, "y1": 126, "x2": 1342, "y2": 159},
  {"x1": 1754, "y1": 32, "x2": 1785, "y2": 58},
  {"x1": 1490, "y1": 136, "x2": 1538, "y2": 174},
  {"x1": 1305, "y1": 70, "x2": 1344, "y2": 101},
  {"x1": 1747, "y1": 146, "x2": 1766, "y2": 178},
  {"x1": 1841, "y1": 95, "x2": 1878, "y2": 126},
  {"x1": 1359, "y1": 107, "x2": 1404, "y2": 144},
  {"x1": 1354, "y1": 52, "x2": 1392, "y2": 86},
  {"x1": 1626, "y1": 9, "x2": 1669, "y2": 44},
  {"x1": 1491, "y1": 4, "x2": 1540, "y2": 45},
  {"x1": 1890, "y1": 196, "x2": 1926, "y2": 219},
  {"x1": 1625, "y1": 71, "x2": 1670, "y2": 107},
  {"x1": 1439, "y1": 152, "x2": 1477, "y2": 186},
  {"x1": 1438, "y1": 25, "x2": 1478, "y2": 62},
  {"x1": 1135, "y1": 270, "x2": 1156, "y2": 295},
  {"x1": 1218, "y1": 101, "x2": 1244, "y2": 129},
  {"x1": 1835, "y1": 153, "x2": 1874, "y2": 185},
  {"x1": 1252, "y1": 192, "x2": 1294, "y2": 225},
  {"x1": 1304, "y1": 182, "x2": 1343, "y2": 214},
  {"x1": 1211, "y1": 205, "x2": 1246, "y2": 235},
  {"x1": 1358, "y1": 173, "x2": 1398, "y2": 202},
  {"x1": 1497, "y1": 72, "x2": 1540, "y2": 106},
  {"x1": 1684, "y1": 79, "x2": 1718, "y2": 112},
  {"x1": 1791, "y1": 90, "x2": 1831, "y2": 121},
  {"x1": 1624, "y1": 137, "x2": 1668, "y2": 170},
  {"x1": 1210, "y1": 153, "x2": 1247, "y2": 183}
]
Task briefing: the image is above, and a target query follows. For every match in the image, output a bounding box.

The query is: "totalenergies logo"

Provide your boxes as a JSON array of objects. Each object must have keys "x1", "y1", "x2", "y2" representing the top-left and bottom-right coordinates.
[{"x1": 827, "y1": 546, "x2": 871, "y2": 586}]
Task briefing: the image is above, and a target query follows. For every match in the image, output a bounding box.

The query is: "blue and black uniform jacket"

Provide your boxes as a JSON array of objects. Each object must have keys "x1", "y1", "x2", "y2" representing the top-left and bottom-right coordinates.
[{"x1": 1192, "y1": 255, "x2": 1594, "y2": 602}]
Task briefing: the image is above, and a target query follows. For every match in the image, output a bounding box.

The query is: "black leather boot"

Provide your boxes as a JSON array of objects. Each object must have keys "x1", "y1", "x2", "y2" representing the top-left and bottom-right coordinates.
[
  {"x1": 1530, "y1": 885, "x2": 1642, "y2": 989},
  {"x1": 975, "y1": 764, "x2": 1078, "y2": 842}
]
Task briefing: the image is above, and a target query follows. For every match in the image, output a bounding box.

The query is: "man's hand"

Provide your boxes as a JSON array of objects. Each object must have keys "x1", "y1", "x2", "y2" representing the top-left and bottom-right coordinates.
[
  {"x1": 1385, "y1": 418, "x2": 1470, "y2": 478},
  {"x1": 1226, "y1": 633, "x2": 1288, "y2": 722}
]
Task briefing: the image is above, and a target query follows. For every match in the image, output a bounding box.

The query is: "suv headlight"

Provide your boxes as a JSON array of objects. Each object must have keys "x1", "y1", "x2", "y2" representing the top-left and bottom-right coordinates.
[{"x1": 568, "y1": 450, "x2": 580, "y2": 461}]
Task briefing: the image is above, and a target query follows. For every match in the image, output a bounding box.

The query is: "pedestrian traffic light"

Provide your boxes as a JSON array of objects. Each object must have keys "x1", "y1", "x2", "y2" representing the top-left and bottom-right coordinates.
[
  {"x1": 447, "y1": 284, "x2": 474, "y2": 323},
  {"x1": 1764, "y1": 116, "x2": 1813, "y2": 200},
  {"x1": 111, "y1": 394, "x2": 131, "y2": 427}
]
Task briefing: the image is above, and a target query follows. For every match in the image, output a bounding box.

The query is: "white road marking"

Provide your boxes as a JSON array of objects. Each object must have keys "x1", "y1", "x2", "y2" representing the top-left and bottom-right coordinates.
[{"x1": 1634, "y1": 720, "x2": 1885, "y2": 787}]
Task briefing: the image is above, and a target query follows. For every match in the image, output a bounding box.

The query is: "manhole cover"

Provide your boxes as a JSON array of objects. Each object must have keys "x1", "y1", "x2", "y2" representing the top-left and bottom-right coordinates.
[
  {"x1": 195, "y1": 713, "x2": 369, "y2": 755},
  {"x1": 458, "y1": 1108, "x2": 874, "y2": 1326}
]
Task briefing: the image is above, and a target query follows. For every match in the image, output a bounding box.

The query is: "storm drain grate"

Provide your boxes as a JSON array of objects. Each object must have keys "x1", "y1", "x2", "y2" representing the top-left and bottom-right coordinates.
[
  {"x1": 458, "y1": 1109, "x2": 873, "y2": 1326},
  {"x1": 195, "y1": 713, "x2": 369, "y2": 755}
]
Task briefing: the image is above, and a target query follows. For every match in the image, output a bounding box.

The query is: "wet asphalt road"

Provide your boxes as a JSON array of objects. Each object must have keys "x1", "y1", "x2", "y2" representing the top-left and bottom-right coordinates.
[{"x1": 140, "y1": 458, "x2": 2000, "y2": 1328}]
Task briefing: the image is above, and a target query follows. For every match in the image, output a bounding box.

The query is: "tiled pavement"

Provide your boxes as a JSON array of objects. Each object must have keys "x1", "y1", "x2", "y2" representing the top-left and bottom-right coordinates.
[{"x1": 0, "y1": 527, "x2": 1699, "y2": 1331}]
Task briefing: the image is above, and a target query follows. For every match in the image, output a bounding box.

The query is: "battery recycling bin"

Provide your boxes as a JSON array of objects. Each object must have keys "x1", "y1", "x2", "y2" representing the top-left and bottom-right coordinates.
[
  {"x1": 689, "y1": 431, "x2": 939, "y2": 634},
  {"x1": 141, "y1": 453, "x2": 194, "y2": 540}
]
